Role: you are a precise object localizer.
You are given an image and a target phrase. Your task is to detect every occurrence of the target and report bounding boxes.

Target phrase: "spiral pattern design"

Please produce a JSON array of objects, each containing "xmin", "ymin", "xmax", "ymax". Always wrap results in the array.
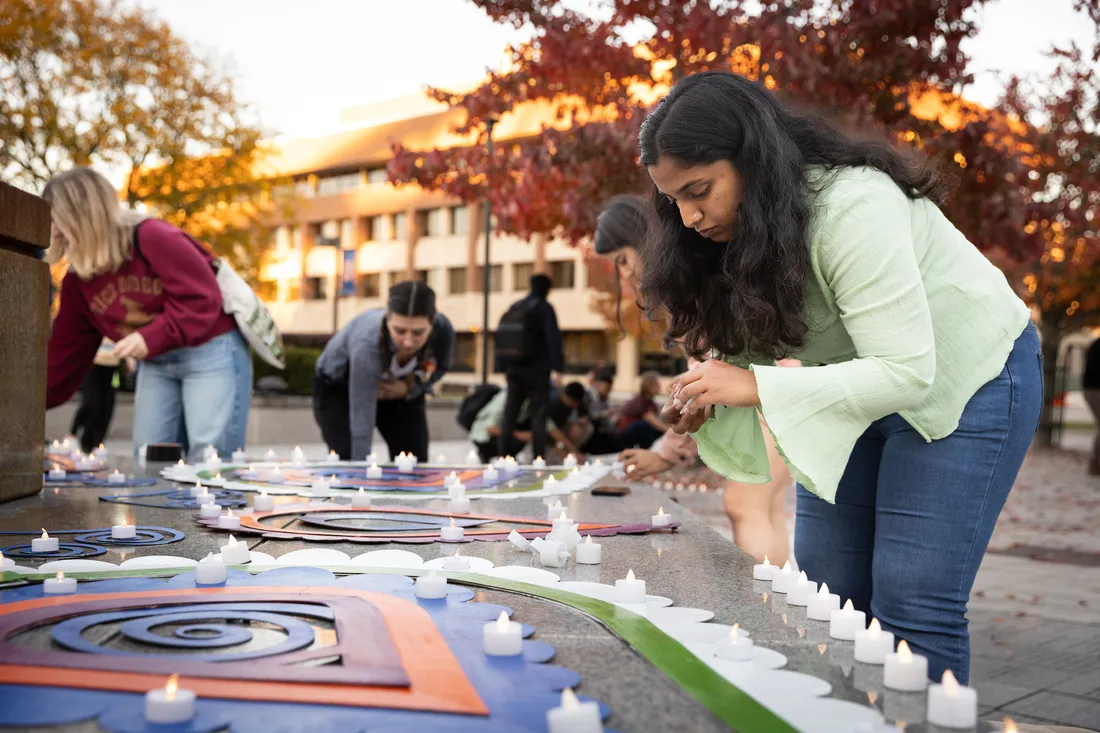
[{"xmin": 51, "ymin": 602, "xmax": 331, "ymax": 662}]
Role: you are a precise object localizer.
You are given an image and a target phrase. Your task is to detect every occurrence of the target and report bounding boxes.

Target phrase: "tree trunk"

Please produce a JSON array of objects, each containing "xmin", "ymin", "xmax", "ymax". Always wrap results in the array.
[{"xmin": 1035, "ymin": 317, "xmax": 1062, "ymax": 448}]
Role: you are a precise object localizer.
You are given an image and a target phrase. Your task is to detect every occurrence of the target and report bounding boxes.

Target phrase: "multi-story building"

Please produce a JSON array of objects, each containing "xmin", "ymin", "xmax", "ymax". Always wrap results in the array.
[{"xmin": 257, "ymin": 92, "xmax": 677, "ymax": 393}]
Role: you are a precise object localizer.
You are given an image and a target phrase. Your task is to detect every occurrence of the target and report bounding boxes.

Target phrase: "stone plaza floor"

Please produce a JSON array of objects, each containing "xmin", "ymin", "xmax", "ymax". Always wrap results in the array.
[{"xmin": 91, "ymin": 430, "xmax": 1100, "ymax": 730}]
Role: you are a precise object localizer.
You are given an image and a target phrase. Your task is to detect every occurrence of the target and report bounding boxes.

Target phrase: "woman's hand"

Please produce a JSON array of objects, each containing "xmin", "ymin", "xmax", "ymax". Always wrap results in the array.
[
  {"xmin": 660, "ymin": 398, "xmax": 712, "ymax": 434},
  {"xmin": 113, "ymin": 332, "xmax": 149, "ymax": 360},
  {"xmin": 671, "ymin": 359, "xmax": 759, "ymax": 412},
  {"xmin": 619, "ymin": 448, "xmax": 673, "ymax": 479},
  {"xmin": 378, "ymin": 379, "xmax": 410, "ymax": 401}
]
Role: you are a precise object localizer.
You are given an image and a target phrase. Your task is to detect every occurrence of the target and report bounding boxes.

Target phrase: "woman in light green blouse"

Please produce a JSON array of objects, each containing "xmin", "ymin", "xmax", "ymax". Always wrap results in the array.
[{"xmin": 635, "ymin": 71, "xmax": 1041, "ymax": 684}]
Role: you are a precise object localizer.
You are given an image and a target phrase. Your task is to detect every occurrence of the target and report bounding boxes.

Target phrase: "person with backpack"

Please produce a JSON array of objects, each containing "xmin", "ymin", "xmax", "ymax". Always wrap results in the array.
[
  {"xmin": 313, "ymin": 281, "xmax": 454, "ymax": 462},
  {"xmin": 44, "ymin": 168, "xmax": 253, "ymax": 460},
  {"xmin": 495, "ymin": 273, "xmax": 564, "ymax": 460}
]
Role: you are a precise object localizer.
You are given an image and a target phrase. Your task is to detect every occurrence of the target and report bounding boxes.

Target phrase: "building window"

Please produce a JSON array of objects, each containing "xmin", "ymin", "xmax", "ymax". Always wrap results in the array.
[
  {"xmin": 512, "ymin": 262, "xmax": 533, "ymax": 291},
  {"xmin": 294, "ymin": 178, "xmax": 314, "ymax": 197},
  {"xmin": 474, "ymin": 264, "xmax": 503, "ymax": 293},
  {"xmin": 303, "ymin": 277, "xmax": 328, "ymax": 301},
  {"xmin": 415, "ymin": 269, "xmax": 430, "ymax": 284},
  {"xmin": 639, "ymin": 351, "xmax": 687, "ymax": 377},
  {"xmin": 562, "ymin": 331, "xmax": 611, "ymax": 374},
  {"xmin": 316, "ymin": 171, "xmax": 361, "ymax": 196},
  {"xmin": 356, "ymin": 273, "xmax": 381, "ymax": 298},
  {"xmin": 548, "ymin": 260, "xmax": 576, "ymax": 289},
  {"xmin": 425, "ymin": 208, "xmax": 445, "ymax": 237},
  {"xmin": 452, "ymin": 333, "xmax": 477, "ymax": 373},
  {"xmin": 366, "ymin": 167, "xmax": 388, "ymax": 184},
  {"xmin": 451, "ymin": 205, "xmax": 469, "ymax": 235},
  {"xmin": 367, "ymin": 215, "xmax": 385, "ymax": 241},
  {"xmin": 448, "ymin": 266, "xmax": 467, "ymax": 295},
  {"xmin": 392, "ymin": 212, "xmax": 408, "ymax": 240},
  {"xmin": 255, "ymin": 280, "xmax": 277, "ymax": 302}
]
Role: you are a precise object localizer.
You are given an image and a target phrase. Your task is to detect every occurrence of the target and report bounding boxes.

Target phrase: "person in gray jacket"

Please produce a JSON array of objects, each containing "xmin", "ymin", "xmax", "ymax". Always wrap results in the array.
[{"xmin": 312, "ymin": 280, "xmax": 454, "ymax": 461}]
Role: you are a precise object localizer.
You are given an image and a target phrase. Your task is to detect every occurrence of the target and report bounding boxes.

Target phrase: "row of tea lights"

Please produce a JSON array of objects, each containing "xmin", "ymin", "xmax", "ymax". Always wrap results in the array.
[{"xmin": 752, "ymin": 557, "xmax": 977, "ymax": 728}]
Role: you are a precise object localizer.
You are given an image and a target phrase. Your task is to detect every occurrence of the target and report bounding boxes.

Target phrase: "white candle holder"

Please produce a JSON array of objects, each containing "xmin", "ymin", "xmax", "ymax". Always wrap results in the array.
[
  {"xmin": 219, "ymin": 535, "xmax": 251, "ymax": 565},
  {"xmin": 442, "ymin": 551, "xmax": 471, "ymax": 572},
  {"xmin": 806, "ymin": 583, "xmax": 841, "ymax": 621},
  {"xmin": 926, "ymin": 670, "xmax": 977, "ymax": 729},
  {"xmin": 539, "ymin": 540, "xmax": 569, "ymax": 568},
  {"xmin": 439, "ymin": 519, "xmax": 464, "ymax": 542},
  {"xmin": 752, "ymin": 556, "xmax": 776, "ymax": 581},
  {"xmin": 883, "ymin": 640, "xmax": 929, "ymax": 691},
  {"xmin": 43, "ymin": 571, "xmax": 77, "ymax": 594},
  {"xmin": 614, "ymin": 569, "xmax": 646, "ymax": 604},
  {"xmin": 853, "ymin": 618, "xmax": 895, "ymax": 664},
  {"xmin": 31, "ymin": 532, "xmax": 59, "ymax": 553},
  {"xmin": 144, "ymin": 674, "xmax": 196, "ymax": 725},
  {"xmin": 546, "ymin": 500, "xmax": 565, "ymax": 522},
  {"xmin": 111, "ymin": 524, "xmax": 136, "ymax": 540},
  {"xmin": 651, "ymin": 507, "xmax": 672, "ymax": 527},
  {"xmin": 366, "ymin": 463, "xmax": 383, "ymax": 479},
  {"xmin": 575, "ymin": 536, "xmax": 602, "ymax": 565},
  {"xmin": 546, "ymin": 688, "xmax": 602, "ymax": 733},
  {"xmin": 194, "ymin": 553, "xmax": 227, "ymax": 585},
  {"xmin": 414, "ymin": 570, "xmax": 447, "ymax": 599},
  {"xmin": 253, "ymin": 492, "xmax": 274, "ymax": 512},
  {"xmin": 785, "ymin": 571, "xmax": 818, "ymax": 607},
  {"xmin": 217, "ymin": 510, "xmax": 241, "ymax": 531},
  {"xmin": 829, "ymin": 599, "xmax": 867, "ymax": 641},
  {"xmin": 714, "ymin": 625, "xmax": 754, "ymax": 661},
  {"xmin": 107, "ymin": 470, "xmax": 126, "ymax": 485},
  {"xmin": 199, "ymin": 503, "xmax": 221, "ymax": 519},
  {"xmin": 770, "ymin": 562, "xmax": 797, "ymax": 593},
  {"xmin": 447, "ymin": 494, "xmax": 471, "ymax": 515},
  {"xmin": 508, "ymin": 530, "xmax": 531, "ymax": 551},
  {"xmin": 351, "ymin": 488, "xmax": 372, "ymax": 508},
  {"xmin": 483, "ymin": 611, "xmax": 523, "ymax": 656}
]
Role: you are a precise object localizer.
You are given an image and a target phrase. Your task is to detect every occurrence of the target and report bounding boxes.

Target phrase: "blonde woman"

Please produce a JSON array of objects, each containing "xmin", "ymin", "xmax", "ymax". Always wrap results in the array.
[
  {"xmin": 44, "ymin": 168, "xmax": 251, "ymax": 459},
  {"xmin": 595, "ymin": 194, "xmax": 793, "ymax": 565}
]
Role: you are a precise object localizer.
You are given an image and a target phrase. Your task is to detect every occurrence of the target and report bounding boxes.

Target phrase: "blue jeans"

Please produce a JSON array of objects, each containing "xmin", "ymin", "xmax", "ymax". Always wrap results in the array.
[
  {"xmin": 133, "ymin": 331, "xmax": 252, "ymax": 460},
  {"xmin": 795, "ymin": 322, "xmax": 1041, "ymax": 684}
]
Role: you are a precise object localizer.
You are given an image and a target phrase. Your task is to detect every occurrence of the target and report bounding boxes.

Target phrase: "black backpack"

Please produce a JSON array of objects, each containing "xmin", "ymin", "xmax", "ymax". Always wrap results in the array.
[
  {"xmin": 495, "ymin": 298, "xmax": 539, "ymax": 363},
  {"xmin": 457, "ymin": 383, "xmax": 501, "ymax": 431}
]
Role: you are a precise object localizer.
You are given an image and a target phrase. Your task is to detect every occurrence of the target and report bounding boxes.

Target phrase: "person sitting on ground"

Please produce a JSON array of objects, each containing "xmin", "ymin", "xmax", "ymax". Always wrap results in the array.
[
  {"xmin": 469, "ymin": 386, "xmax": 576, "ymax": 463},
  {"xmin": 580, "ymin": 366, "xmax": 623, "ymax": 455},
  {"xmin": 546, "ymin": 382, "xmax": 592, "ymax": 458},
  {"xmin": 616, "ymin": 371, "xmax": 668, "ymax": 449}
]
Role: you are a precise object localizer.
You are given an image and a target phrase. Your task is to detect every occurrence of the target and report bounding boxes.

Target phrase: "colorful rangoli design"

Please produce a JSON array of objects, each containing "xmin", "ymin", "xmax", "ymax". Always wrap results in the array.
[
  {"xmin": 194, "ymin": 503, "xmax": 680, "ymax": 544},
  {"xmin": 0, "ymin": 568, "xmax": 608, "ymax": 733}
]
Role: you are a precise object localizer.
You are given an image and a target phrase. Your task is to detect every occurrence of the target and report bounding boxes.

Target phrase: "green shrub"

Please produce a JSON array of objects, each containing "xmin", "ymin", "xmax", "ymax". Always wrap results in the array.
[{"xmin": 252, "ymin": 346, "xmax": 321, "ymax": 395}]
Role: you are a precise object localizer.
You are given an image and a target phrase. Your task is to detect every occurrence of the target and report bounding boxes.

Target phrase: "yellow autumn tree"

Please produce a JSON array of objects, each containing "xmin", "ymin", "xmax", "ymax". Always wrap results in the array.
[{"xmin": 0, "ymin": 0, "xmax": 285, "ymax": 282}]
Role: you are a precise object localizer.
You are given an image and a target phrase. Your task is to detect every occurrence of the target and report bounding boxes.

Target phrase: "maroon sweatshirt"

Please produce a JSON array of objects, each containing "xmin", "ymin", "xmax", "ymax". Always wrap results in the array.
[{"xmin": 46, "ymin": 219, "xmax": 236, "ymax": 408}]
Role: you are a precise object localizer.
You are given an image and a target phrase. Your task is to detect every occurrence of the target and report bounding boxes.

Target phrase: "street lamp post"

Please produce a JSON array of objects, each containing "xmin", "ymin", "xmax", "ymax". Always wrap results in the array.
[{"xmin": 480, "ymin": 118, "xmax": 497, "ymax": 385}]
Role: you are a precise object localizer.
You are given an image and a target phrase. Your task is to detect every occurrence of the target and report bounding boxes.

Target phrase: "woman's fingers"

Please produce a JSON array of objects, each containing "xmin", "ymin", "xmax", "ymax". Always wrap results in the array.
[{"xmin": 673, "ymin": 378, "xmax": 708, "ymax": 404}]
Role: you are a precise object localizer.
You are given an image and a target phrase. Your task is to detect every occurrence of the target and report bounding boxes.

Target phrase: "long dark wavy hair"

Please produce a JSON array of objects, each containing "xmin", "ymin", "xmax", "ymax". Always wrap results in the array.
[{"xmin": 637, "ymin": 71, "xmax": 945, "ymax": 360}]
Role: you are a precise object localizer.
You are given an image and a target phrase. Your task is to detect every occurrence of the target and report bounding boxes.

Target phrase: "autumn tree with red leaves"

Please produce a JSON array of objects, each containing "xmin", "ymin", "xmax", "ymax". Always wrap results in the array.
[{"xmin": 389, "ymin": 0, "xmax": 1099, "ymax": 444}]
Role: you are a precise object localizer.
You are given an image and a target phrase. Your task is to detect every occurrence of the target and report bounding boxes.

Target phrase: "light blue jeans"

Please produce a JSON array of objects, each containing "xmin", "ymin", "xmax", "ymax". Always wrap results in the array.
[
  {"xmin": 796, "ymin": 322, "xmax": 1042, "ymax": 684},
  {"xmin": 133, "ymin": 331, "xmax": 252, "ymax": 460}
]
